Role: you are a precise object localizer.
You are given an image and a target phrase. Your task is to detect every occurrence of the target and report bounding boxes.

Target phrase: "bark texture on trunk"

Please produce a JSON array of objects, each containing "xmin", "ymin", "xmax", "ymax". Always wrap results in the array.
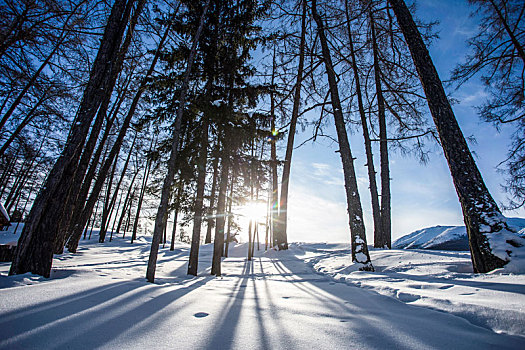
[
  {"xmin": 312, "ymin": 0, "xmax": 373, "ymax": 271},
  {"xmin": 389, "ymin": 0, "xmax": 509, "ymax": 272},
  {"xmin": 370, "ymin": 12, "xmax": 391, "ymax": 249}
]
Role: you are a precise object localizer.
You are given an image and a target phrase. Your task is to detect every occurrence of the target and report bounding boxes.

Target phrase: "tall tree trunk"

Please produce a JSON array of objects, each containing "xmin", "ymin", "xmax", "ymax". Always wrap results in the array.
[
  {"xmin": 188, "ymin": 121, "xmax": 209, "ymax": 276},
  {"xmin": 10, "ymin": 0, "xmax": 135, "ymax": 277},
  {"xmin": 146, "ymin": 0, "xmax": 210, "ymax": 283},
  {"xmin": 88, "ymin": 197, "xmax": 102, "ymax": 240},
  {"xmin": 205, "ymin": 144, "xmax": 220, "ymax": 244},
  {"xmin": 312, "ymin": 0, "xmax": 373, "ymax": 271},
  {"xmin": 265, "ymin": 192, "xmax": 270, "ymax": 250},
  {"xmin": 123, "ymin": 192, "xmax": 135, "ymax": 236},
  {"xmin": 170, "ymin": 182, "xmax": 183, "ymax": 251},
  {"xmin": 248, "ymin": 140, "xmax": 255, "ymax": 261},
  {"xmin": 131, "ymin": 137, "xmax": 154, "ymax": 243},
  {"xmin": 270, "ymin": 47, "xmax": 279, "ymax": 248},
  {"xmin": 211, "ymin": 145, "xmax": 229, "ymax": 276},
  {"xmin": 370, "ymin": 11, "xmax": 391, "ymax": 249},
  {"xmin": 98, "ymin": 156, "xmax": 118, "ymax": 243},
  {"xmin": 224, "ymin": 173, "xmax": 234, "ymax": 258},
  {"xmin": 388, "ymin": 0, "xmax": 512, "ymax": 272},
  {"xmin": 275, "ymin": 0, "xmax": 307, "ymax": 250},
  {"xmin": 345, "ymin": 1, "xmax": 382, "ymax": 247},
  {"xmin": 109, "ymin": 187, "xmax": 124, "ymax": 241}
]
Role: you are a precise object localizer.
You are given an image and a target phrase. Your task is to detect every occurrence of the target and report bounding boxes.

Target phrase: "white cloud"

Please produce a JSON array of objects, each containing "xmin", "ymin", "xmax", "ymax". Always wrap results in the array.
[{"xmin": 459, "ymin": 89, "xmax": 488, "ymax": 107}]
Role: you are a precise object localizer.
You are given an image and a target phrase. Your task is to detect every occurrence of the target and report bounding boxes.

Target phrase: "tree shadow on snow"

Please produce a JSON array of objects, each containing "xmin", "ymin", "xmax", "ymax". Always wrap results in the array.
[
  {"xmin": 273, "ymin": 251, "xmax": 525, "ymax": 349},
  {"xmin": 0, "ymin": 275, "xmax": 214, "ymax": 349}
]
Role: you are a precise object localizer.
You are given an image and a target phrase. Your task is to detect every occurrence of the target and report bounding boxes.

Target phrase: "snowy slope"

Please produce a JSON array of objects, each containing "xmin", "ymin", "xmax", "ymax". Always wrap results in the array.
[
  {"xmin": 0, "ymin": 234, "xmax": 524, "ymax": 349},
  {"xmin": 301, "ymin": 243, "xmax": 525, "ymax": 336},
  {"xmin": 393, "ymin": 217, "xmax": 525, "ymax": 250}
]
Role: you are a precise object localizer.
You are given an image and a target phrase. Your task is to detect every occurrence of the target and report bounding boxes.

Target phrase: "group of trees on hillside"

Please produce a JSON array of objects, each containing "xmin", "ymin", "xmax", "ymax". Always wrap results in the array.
[{"xmin": 0, "ymin": 0, "xmax": 523, "ymax": 280}]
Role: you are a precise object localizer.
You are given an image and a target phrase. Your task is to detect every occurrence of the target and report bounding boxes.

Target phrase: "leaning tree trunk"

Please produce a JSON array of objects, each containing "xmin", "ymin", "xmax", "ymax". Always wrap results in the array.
[
  {"xmin": 345, "ymin": 1, "xmax": 382, "ymax": 247},
  {"xmin": 388, "ymin": 0, "xmax": 512, "ymax": 272},
  {"xmin": 370, "ymin": 11, "xmax": 391, "ymax": 249},
  {"xmin": 275, "ymin": 0, "xmax": 307, "ymax": 250},
  {"xmin": 146, "ymin": 0, "xmax": 210, "ymax": 283},
  {"xmin": 56, "ymin": 0, "xmax": 145, "ymax": 253},
  {"xmin": 312, "ymin": 0, "xmax": 373, "ymax": 271},
  {"xmin": 10, "ymin": 0, "xmax": 134, "ymax": 277},
  {"xmin": 66, "ymin": 19, "xmax": 172, "ymax": 253}
]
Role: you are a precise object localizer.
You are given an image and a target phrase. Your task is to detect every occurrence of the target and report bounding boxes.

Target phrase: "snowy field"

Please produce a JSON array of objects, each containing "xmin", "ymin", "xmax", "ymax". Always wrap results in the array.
[{"xmin": 0, "ymin": 233, "xmax": 524, "ymax": 349}]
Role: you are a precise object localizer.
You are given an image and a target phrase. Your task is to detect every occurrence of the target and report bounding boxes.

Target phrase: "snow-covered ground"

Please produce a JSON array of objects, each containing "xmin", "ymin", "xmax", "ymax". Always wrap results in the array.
[
  {"xmin": 301, "ymin": 243, "xmax": 525, "ymax": 336},
  {"xmin": 0, "ymin": 233, "xmax": 524, "ymax": 349}
]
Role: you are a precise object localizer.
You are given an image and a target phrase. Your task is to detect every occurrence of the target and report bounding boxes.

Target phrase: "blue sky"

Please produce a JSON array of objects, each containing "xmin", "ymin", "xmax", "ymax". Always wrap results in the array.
[{"xmin": 284, "ymin": 0, "xmax": 524, "ymax": 243}]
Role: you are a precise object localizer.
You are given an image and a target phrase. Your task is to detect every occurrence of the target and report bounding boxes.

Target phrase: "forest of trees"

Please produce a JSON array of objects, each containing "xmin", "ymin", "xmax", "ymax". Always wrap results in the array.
[{"xmin": 0, "ymin": 0, "xmax": 523, "ymax": 280}]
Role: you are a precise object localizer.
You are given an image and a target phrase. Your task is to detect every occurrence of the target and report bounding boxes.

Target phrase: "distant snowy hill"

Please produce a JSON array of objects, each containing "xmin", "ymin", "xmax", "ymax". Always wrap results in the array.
[{"xmin": 393, "ymin": 217, "xmax": 525, "ymax": 251}]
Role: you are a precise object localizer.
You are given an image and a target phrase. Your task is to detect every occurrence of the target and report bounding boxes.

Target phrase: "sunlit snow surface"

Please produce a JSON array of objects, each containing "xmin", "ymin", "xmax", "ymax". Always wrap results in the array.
[{"xmin": 0, "ymin": 234, "xmax": 524, "ymax": 349}]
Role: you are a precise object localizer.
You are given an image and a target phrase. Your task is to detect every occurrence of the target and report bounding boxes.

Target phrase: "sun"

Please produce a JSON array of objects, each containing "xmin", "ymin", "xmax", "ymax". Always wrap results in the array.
[{"xmin": 240, "ymin": 201, "xmax": 268, "ymax": 222}]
